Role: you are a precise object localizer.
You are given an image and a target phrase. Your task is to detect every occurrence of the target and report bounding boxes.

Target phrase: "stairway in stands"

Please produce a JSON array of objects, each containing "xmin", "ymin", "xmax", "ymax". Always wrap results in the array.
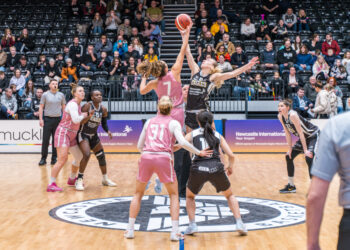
[{"xmin": 161, "ymin": 3, "xmax": 196, "ymax": 79}]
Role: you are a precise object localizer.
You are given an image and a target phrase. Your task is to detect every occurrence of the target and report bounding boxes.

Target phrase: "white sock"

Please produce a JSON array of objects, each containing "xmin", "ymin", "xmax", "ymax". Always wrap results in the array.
[
  {"xmin": 288, "ymin": 177, "xmax": 294, "ymax": 186},
  {"xmin": 102, "ymin": 174, "xmax": 108, "ymax": 181},
  {"xmin": 50, "ymin": 177, "xmax": 56, "ymax": 185},
  {"xmin": 172, "ymin": 220, "xmax": 179, "ymax": 233},
  {"xmin": 236, "ymin": 217, "xmax": 242, "ymax": 224},
  {"xmin": 70, "ymin": 173, "xmax": 76, "ymax": 179},
  {"xmin": 189, "ymin": 220, "xmax": 196, "ymax": 226},
  {"xmin": 127, "ymin": 218, "xmax": 136, "ymax": 231}
]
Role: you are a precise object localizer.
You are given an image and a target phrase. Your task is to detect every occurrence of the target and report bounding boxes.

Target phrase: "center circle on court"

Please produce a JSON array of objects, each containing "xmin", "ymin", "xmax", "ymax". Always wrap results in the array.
[{"xmin": 49, "ymin": 195, "xmax": 305, "ymax": 232}]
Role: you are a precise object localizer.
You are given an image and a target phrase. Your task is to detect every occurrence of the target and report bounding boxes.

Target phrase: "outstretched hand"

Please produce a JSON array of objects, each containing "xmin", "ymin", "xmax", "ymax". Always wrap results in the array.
[
  {"xmin": 248, "ymin": 57, "xmax": 259, "ymax": 67},
  {"xmin": 180, "ymin": 21, "xmax": 193, "ymax": 41}
]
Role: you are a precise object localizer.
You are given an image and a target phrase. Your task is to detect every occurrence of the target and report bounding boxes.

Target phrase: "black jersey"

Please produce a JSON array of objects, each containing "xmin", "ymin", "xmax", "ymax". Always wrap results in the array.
[
  {"xmin": 79, "ymin": 102, "xmax": 103, "ymax": 135},
  {"xmin": 192, "ymin": 128, "xmax": 221, "ymax": 164},
  {"xmin": 281, "ymin": 110, "xmax": 319, "ymax": 138},
  {"xmin": 186, "ymin": 71, "xmax": 216, "ymax": 111}
]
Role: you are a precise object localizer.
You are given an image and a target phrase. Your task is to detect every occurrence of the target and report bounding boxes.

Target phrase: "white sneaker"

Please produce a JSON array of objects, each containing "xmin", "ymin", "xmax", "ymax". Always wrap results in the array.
[
  {"xmin": 236, "ymin": 220, "xmax": 248, "ymax": 236},
  {"xmin": 102, "ymin": 178, "xmax": 116, "ymax": 187},
  {"xmin": 184, "ymin": 223, "xmax": 198, "ymax": 235},
  {"xmin": 124, "ymin": 229, "xmax": 134, "ymax": 239},
  {"xmin": 75, "ymin": 178, "xmax": 84, "ymax": 191},
  {"xmin": 154, "ymin": 178, "xmax": 163, "ymax": 194},
  {"xmin": 170, "ymin": 231, "xmax": 180, "ymax": 241}
]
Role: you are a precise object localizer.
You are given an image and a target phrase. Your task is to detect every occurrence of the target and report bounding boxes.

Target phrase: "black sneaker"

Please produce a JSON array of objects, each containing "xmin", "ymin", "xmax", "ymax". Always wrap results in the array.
[
  {"xmin": 51, "ymin": 158, "xmax": 57, "ymax": 165},
  {"xmin": 279, "ymin": 184, "xmax": 296, "ymax": 193},
  {"xmin": 38, "ymin": 158, "xmax": 47, "ymax": 166}
]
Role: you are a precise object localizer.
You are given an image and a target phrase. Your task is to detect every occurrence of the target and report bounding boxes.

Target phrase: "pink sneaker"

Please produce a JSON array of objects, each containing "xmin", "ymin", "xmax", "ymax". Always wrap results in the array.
[
  {"xmin": 67, "ymin": 177, "xmax": 77, "ymax": 186},
  {"xmin": 47, "ymin": 183, "xmax": 63, "ymax": 192}
]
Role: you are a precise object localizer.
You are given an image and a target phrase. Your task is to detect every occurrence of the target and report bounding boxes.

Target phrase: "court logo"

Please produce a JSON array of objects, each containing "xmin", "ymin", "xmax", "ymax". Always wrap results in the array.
[{"xmin": 49, "ymin": 196, "xmax": 305, "ymax": 232}]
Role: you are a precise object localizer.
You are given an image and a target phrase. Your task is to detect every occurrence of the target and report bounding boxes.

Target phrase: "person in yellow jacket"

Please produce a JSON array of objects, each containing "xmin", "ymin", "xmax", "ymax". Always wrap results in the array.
[
  {"xmin": 61, "ymin": 58, "xmax": 78, "ymax": 83},
  {"xmin": 210, "ymin": 17, "xmax": 228, "ymax": 36},
  {"xmin": 143, "ymin": 48, "xmax": 158, "ymax": 63}
]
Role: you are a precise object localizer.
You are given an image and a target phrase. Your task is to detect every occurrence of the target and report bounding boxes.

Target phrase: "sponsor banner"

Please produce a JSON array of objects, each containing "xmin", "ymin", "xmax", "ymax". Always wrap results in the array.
[{"xmin": 226, "ymin": 119, "xmax": 327, "ymax": 153}]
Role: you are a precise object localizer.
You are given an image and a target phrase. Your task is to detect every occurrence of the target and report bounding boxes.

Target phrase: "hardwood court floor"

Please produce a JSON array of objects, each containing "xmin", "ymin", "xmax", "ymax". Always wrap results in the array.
[{"xmin": 0, "ymin": 154, "xmax": 341, "ymax": 250}]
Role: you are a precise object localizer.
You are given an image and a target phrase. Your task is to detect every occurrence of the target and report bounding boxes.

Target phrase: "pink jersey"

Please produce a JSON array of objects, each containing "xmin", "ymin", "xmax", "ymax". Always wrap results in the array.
[
  {"xmin": 156, "ymin": 71, "xmax": 184, "ymax": 107},
  {"xmin": 143, "ymin": 115, "xmax": 175, "ymax": 154},
  {"xmin": 58, "ymin": 99, "xmax": 82, "ymax": 132}
]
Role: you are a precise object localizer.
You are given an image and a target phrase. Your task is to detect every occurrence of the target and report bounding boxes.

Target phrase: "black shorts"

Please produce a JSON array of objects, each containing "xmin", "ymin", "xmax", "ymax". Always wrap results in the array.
[
  {"xmin": 187, "ymin": 161, "xmax": 231, "ymax": 195},
  {"xmin": 292, "ymin": 132, "xmax": 319, "ymax": 154},
  {"xmin": 185, "ymin": 112, "xmax": 199, "ymax": 130},
  {"xmin": 77, "ymin": 132, "xmax": 101, "ymax": 149}
]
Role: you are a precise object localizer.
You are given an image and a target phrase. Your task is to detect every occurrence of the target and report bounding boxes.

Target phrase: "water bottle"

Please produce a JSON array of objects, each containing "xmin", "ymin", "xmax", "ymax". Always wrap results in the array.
[{"xmin": 179, "ymin": 232, "xmax": 184, "ymax": 250}]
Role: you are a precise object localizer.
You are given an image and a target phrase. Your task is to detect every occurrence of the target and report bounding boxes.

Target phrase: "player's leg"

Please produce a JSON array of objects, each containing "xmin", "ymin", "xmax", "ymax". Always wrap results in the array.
[
  {"xmin": 68, "ymin": 145, "xmax": 83, "ymax": 189},
  {"xmin": 92, "ymin": 141, "xmax": 116, "ymax": 186},
  {"xmin": 47, "ymin": 146, "xmax": 69, "ymax": 192},
  {"xmin": 164, "ymin": 180, "xmax": 181, "ymax": 241},
  {"xmin": 280, "ymin": 144, "xmax": 301, "ymax": 193}
]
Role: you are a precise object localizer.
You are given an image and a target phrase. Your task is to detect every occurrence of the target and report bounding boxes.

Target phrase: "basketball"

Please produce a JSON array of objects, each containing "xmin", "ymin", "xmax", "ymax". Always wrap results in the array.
[{"xmin": 175, "ymin": 13, "xmax": 191, "ymax": 31}]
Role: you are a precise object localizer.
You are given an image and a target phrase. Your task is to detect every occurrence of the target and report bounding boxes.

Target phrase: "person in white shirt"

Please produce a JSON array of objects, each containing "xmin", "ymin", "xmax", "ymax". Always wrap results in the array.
[{"xmin": 241, "ymin": 18, "xmax": 256, "ymax": 40}]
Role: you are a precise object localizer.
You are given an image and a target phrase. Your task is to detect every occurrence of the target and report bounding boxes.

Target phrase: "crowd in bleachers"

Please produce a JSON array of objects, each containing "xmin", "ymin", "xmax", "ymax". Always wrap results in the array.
[
  {"xmin": 0, "ymin": 0, "xmax": 165, "ymax": 119},
  {"xmin": 194, "ymin": 0, "xmax": 350, "ymax": 117}
]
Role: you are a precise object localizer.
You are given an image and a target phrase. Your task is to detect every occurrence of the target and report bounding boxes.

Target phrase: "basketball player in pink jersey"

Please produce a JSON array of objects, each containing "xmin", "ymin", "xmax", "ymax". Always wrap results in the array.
[
  {"xmin": 47, "ymin": 85, "xmax": 94, "ymax": 192},
  {"xmin": 124, "ymin": 96, "xmax": 212, "ymax": 241},
  {"xmin": 137, "ymin": 22, "xmax": 192, "ymax": 127}
]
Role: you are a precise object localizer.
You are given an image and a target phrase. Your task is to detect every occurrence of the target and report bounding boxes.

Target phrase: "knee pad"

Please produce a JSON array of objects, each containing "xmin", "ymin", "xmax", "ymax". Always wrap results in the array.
[
  {"xmin": 95, "ymin": 149, "xmax": 106, "ymax": 166},
  {"xmin": 70, "ymin": 145, "xmax": 83, "ymax": 166}
]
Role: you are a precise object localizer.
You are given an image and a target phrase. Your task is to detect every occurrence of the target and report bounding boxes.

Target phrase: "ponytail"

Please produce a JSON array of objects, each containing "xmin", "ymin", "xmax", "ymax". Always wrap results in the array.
[{"xmin": 197, "ymin": 110, "xmax": 219, "ymax": 149}]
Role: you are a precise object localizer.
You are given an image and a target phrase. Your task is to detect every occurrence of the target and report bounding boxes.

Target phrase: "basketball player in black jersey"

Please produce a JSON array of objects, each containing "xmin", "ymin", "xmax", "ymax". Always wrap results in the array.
[
  {"xmin": 75, "ymin": 90, "xmax": 116, "ymax": 190},
  {"xmin": 184, "ymin": 43, "xmax": 259, "ymax": 132},
  {"xmin": 278, "ymin": 99, "xmax": 320, "ymax": 193},
  {"xmin": 183, "ymin": 110, "xmax": 247, "ymax": 236}
]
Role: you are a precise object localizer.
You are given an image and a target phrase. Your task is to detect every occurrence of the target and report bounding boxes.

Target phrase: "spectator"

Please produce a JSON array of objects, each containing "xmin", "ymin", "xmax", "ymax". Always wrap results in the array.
[
  {"xmin": 271, "ymin": 19, "xmax": 288, "ymax": 40},
  {"xmin": 1, "ymin": 28, "xmax": 15, "ymax": 51},
  {"xmin": 143, "ymin": 47, "xmax": 158, "ymax": 62},
  {"xmin": 296, "ymin": 45, "xmax": 313, "ymax": 71},
  {"xmin": 209, "ymin": 0, "xmax": 221, "ymax": 21},
  {"xmin": 132, "ymin": 11, "xmax": 144, "ymax": 29},
  {"xmin": 69, "ymin": 0, "xmax": 81, "ymax": 18},
  {"xmin": 26, "ymin": 87, "xmax": 43, "ymax": 120},
  {"xmin": 277, "ymin": 39, "xmax": 297, "ymax": 72},
  {"xmin": 304, "ymin": 76, "xmax": 318, "ymax": 104},
  {"xmin": 109, "ymin": 57, "xmax": 123, "ymax": 80},
  {"xmin": 80, "ymin": 45, "xmax": 97, "ymax": 73},
  {"xmin": 216, "ymin": 33, "xmax": 235, "ymax": 57},
  {"xmin": 22, "ymin": 79, "xmax": 35, "ymax": 109},
  {"xmin": 61, "ymin": 58, "xmax": 78, "ymax": 83},
  {"xmin": 231, "ymin": 45, "xmax": 247, "ymax": 69},
  {"xmin": 118, "ymin": 18, "xmax": 132, "ymax": 37},
  {"xmin": 211, "ymin": 17, "xmax": 228, "ymax": 36},
  {"xmin": 141, "ymin": 20, "xmax": 156, "ymax": 41},
  {"xmin": 330, "ymin": 59, "xmax": 347, "ymax": 81},
  {"xmin": 194, "ymin": 1, "xmax": 206, "ymax": 19},
  {"xmin": 62, "ymin": 45, "xmax": 70, "ymax": 61},
  {"xmin": 256, "ymin": 21, "xmax": 271, "ymax": 41},
  {"xmin": 135, "ymin": 3, "xmax": 146, "ymax": 18},
  {"xmin": 45, "ymin": 59, "xmax": 61, "ymax": 84},
  {"xmin": 92, "ymin": 12, "xmax": 104, "ymax": 34},
  {"xmin": 313, "ymin": 55, "xmax": 330, "ymax": 80},
  {"xmin": 146, "ymin": 0, "xmax": 165, "ymax": 35},
  {"xmin": 260, "ymin": 42, "xmax": 278, "ymax": 70},
  {"xmin": 122, "ymin": 66, "xmax": 140, "ymax": 100},
  {"xmin": 6, "ymin": 46, "xmax": 20, "ymax": 72},
  {"xmin": 105, "ymin": 10, "xmax": 122, "ymax": 33},
  {"xmin": 233, "ymin": 69, "xmax": 255, "ymax": 99},
  {"xmin": 240, "ymin": 18, "xmax": 255, "ymax": 40},
  {"xmin": 0, "ymin": 45, "xmax": 6, "ymax": 72},
  {"xmin": 123, "ymin": 56, "xmax": 137, "ymax": 75},
  {"xmin": 297, "ymin": 9, "xmax": 309, "ymax": 31},
  {"xmin": 109, "ymin": 50, "xmax": 121, "ymax": 62},
  {"xmin": 325, "ymin": 84, "xmax": 338, "ymax": 117},
  {"xmin": 15, "ymin": 28, "xmax": 34, "ymax": 53},
  {"xmin": 292, "ymin": 35, "xmax": 302, "ymax": 54},
  {"xmin": 95, "ymin": 0, "xmax": 107, "ymax": 16},
  {"xmin": 282, "ymin": 8, "xmax": 297, "ymax": 31},
  {"xmin": 10, "ymin": 69, "xmax": 26, "ymax": 96},
  {"xmin": 322, "ymin": 33, "xmax": 340, "ymax": 56},
  {"xmin": 55, "ymin": 53, "xmax": 65, "ymax": 72},
  {"xmin": 0, "ymin": 71, "xmax": 7, "ymax": 94},
  {"xmin": 251, "ymin": 73, "xmax": 271, "ymax": 94},
  {"xmin": 308, "ymin": 34, "xmax": 322, "ymax": 56},
  {"xmin": 107, "ymin": 0, "xmax": 122, "ymax": 14},
  {"xmin": 96, "ymin": 51, "xmax": 110, "ymax": 71},
  {"xmin": 214, "ymin": 25, "xmax": 226, "ymax": 45},
  {"xmin": 198, "ymin": 31, "xmax": 215, "ymax": 61},
  {"xmin": 262, "ymin": 0, "xmax": 280, "ymax": 15},
  {"xmin": 270, "ymin": 71, "xmax": 284, "ymax": 97},
  {"xmin": 328, "ymin": 77, "xmax": 344, "ymax": 113},
  {"xmin": 130, "ymin": 27, "xmax": 145, "ymax": 45},
  {"xmin": 0, "ymin": 88, "xmax": 17, "ymax": 119},
  {"xmin": 216, "ymin": 9, "xmax": 229, "ymax": 24},
  {"xmin": 195, "ymin": 10, "xmax": 212, "ymax": 36},
  {"xmin": 18, "ymin": 56, "xmax": 31, "ymax": 79},
  {"xmin": 342, "ymin": 51, "xmax": 350, "ymax": 67},
  {"xmin": 132, "ymin": 38, "xmax": 144, "ymax": 56},
  {"xmin": 215, "ymin": 45, "xmax": 230, "ymax": 62},
  {"xmin": 94, "ymin": 34, "xmax": 113, "ymax": 57},
  {"xmin": 124, "ymin": 45, "xmax": 141, "ymax": 62},
  {"xmin": 198, "ymin": 44, "xmax": 215, "ymax": 65},
  {"xmin": 36, "ymin": 54, "xmax": 47, "ymax": 73},
  {"xmin": 325, "ymin": 48, "xmax": 337, "ymax": 67},
  {"xmin": 113, "ymin": 37, "xmax": 126, "ymax": 58},
  {"xmin": 82, "ymin": 1, "xmax": 94, "ymax": 18},
  {"xmin": 196, "ymin": 24, "xmax": 209, "ymax": 43},
  {"xmin": 69, "ymin": 36, "xmax": 84, "ymax": 64},
  {"xmin": 284, "ymin": 67, "xmax": 300, "ymax": 97},
  {"xmin": 292, "ymin": 88, "xmax": 313, "ymax": 118},
  {"xmin": 217, "ymin": 54, "xmax": 233, "ymax": 72},
  {"xmin": 123, "ymin": 0, "xmax": 137, "ymax": 19},
  {"xmin": 310, "ymin": 81, "xmax": 331, "ymax": 118}
]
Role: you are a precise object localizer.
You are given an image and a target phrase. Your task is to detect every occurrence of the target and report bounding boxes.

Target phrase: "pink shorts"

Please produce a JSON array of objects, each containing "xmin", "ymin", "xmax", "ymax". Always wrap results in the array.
[
  {"xmin": 170, "ymin": 107, "xmax": 184, "ymax": 127},
  {"xmin": 54, "ymin": 126, "xmax": 78, "ymax": 148},
  {"xmin": 137, "ymin": 153, "xmax": 176, "ymax": 184}
]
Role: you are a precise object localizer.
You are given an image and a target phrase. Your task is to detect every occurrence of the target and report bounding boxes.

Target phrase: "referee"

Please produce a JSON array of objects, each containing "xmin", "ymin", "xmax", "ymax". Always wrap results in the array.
[{"xmin": 38, "ymin": 80, "xmax": 66, "ymax": 166}]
